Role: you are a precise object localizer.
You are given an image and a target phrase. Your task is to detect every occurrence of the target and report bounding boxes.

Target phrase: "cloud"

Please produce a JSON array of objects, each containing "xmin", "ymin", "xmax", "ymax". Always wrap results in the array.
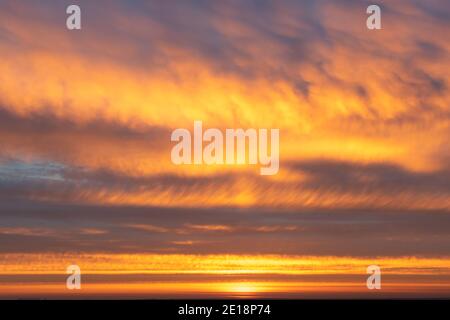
[
  {"xmin": 0, "ymin": 227, "xmax": 56, "ymax": 237},
  {"xmin": 126, "ymin": 224, "xmax": 169, "ymax": 233},
  {"xmin": 0, "ymin": 158, "xmax": 448, "ymax": 210},
  {"xmin": 288, "ymin": 160, "xmax": 450, "ymax": 195},
  {"xmin": 0, "ymin": 0, "xmax": 449, "ymax": 261},
  {"xmin": 1, "ymin": 200, "xmax": 450, "ymax": 256}
]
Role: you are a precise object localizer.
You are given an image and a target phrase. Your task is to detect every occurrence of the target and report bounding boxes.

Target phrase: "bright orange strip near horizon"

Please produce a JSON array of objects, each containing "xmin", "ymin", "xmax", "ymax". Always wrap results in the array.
[
  {"xmin": 1, "ymin": 254, "xmax": 450, "ymax": 297},
  {"xmin": 2, "ymin": 254, "xmax": 450, "ymax": 275},
  {"xmin": 3, "ymin": 282, "xmax": 450, "ymax": 299}
]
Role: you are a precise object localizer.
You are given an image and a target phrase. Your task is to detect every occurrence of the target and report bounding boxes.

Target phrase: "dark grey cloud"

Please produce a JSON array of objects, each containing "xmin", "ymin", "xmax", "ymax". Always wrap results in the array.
[
  {"xmin": 0, "ymin": 107, "xmax": 169, "ymax": 139},
  {"xmin": 1, "ymin": 200, "xmax": 449, "ymax": 256},
  {"xmin": 0, "ymin": 106, "xmax": 172, "ymax": 168},
  {"xmin": 288, "ymin": 160, "xmax": 450, "ymax": 195}
]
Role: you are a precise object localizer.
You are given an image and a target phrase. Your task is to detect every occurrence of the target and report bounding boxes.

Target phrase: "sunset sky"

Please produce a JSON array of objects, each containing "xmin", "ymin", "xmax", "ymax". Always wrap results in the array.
[{"xmin": 0, "ymin": 0, "xmax": 449, "ymax": 298}]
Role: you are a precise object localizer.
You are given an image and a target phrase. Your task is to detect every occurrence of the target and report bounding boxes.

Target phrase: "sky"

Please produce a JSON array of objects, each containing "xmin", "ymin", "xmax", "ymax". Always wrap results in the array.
[{"xmin": 0, "ymin": 0, "xmax": 449, "ymax": 298}]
